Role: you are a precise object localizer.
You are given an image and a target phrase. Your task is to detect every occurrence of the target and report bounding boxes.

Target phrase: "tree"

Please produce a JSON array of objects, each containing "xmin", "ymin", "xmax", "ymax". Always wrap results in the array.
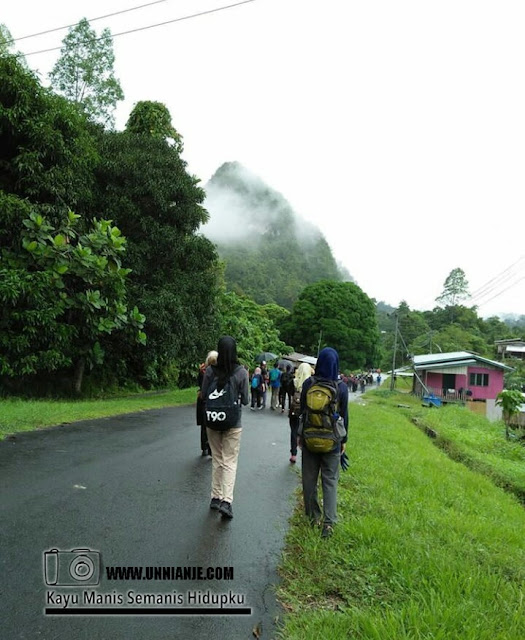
[
  {"xmin": 0, "ymin": 55, "xmax": 97, "ymax": 214},
  {"xmin": 92, "ymin": 122, "xmax": 221, "ymax": 387},
  {"xmin": 0, "ymin": 205, "xmax": 145, "ymax": 393},
  {"xmin": 126, "ymin": 101, "xmax": 183, "ymax": 152},
  {"xmin": 281, "ymin": 280, "xmax": 380, "ymax": 371},
  {"xmin": 0, "ymin": 24, "xmax": 14, "ymax": 55},
  {"xmin": 49, "ymin": 18, "xmax": 123, "ymax": 127},
  {"xmin": 436, "ymin": 268, "xmax": 470, "ymax": 307},
  {"xmin": 496, "ymin": 389, "xmax": 524, "ymax": 440},
  {"xmin": 411, "ymin": 324, "xmax": 490, "ymax": 357},
  {"xmin": 218, "ymin": 291, "xmax": 291, "ymax": 364},
  {"xmin": 379, "ymin": 301, "xmax": 431, "ymax": 370}
]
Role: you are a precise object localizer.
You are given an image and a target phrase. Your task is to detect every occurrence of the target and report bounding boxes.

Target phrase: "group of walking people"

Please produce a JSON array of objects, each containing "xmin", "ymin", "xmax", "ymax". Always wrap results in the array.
[
  {"xmin": 249, "ymin": 362, "xmax": 296, "ymax": 412},
  {"xmin": 196, "ymin": 336, "xmax": 349, "ymax": 538}
]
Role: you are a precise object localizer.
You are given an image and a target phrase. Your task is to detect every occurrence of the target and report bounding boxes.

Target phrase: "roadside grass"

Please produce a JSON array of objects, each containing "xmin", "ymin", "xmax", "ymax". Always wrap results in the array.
[
  {"xmin": 277, "ymin": 395, "xmax": 525, "ymax": 639},
  {"xmin": 382, "ymin": 375, "xmax": 412, "ymax": 392},
  {"xmin": 0, "ymin": 388, "xmax": 197, "ymax": 440},
  {"xmin": 377, "ymin": 390, "xmax": 525, "ymax": 504}
]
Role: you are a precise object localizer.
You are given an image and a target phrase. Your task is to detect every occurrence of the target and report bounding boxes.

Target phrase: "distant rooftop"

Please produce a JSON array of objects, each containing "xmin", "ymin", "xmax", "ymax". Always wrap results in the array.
[
  {"xmin": 282, "ymin": 352, "xmax": 317, "ymax": 366},
  {"xmin": 413, "ymin": 351, "xmax": 513, "ymax": 371}
]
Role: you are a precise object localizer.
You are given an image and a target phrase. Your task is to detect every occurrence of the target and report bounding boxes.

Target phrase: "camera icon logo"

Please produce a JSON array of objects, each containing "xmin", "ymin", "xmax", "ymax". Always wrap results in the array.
[{"xmin": 44, "ymin": 548, "xmax": 101, "ymax": 587}]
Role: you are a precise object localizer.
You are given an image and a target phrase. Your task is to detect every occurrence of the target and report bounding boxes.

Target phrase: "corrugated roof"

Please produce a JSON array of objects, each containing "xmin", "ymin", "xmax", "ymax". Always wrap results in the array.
[
  {"xmin": 416, "ymin": 360, "xmax": 475, "ymax": 371},
  {"xmin": 413, "ymin": 351, "xmax": 513, "ymax": 371}
]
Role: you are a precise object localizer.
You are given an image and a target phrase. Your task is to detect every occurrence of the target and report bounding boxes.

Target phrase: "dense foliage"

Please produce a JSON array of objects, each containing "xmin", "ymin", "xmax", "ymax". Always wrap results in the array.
[
  {"xmin": 126, "ymin": 101, "xmax": 183, "ymax": 151},
  {"xmin": 0, "ymin": 56, "xmax": 97, "ymax": 215},
  {"xmin": 281, "ymin": 280, "xmax": 380, "ymax": 371},
  {"xmin": 93, "ymin": 121, "xmax": 221, "ymax": 387},
  {"xmin": 0, "ymin": 206, "xmax": 145, "ymax": 392},
  {"xmin": 0, "ymin": 59, "xmax": 221, "ymax": 392},
  {"xmin": 218, "ymin": 291, "xmax": 291, "ymax": 364},
  {"xmin": 377, "ymin": 297, "xmax": 524, "ymax": 388},
  {"xmin": 204, "ymin": 162, "xmax": 349, "ymax": 309}
]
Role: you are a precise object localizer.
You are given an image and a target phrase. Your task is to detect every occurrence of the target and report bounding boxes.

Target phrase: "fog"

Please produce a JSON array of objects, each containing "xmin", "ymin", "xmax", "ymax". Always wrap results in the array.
[{"xmin": 202, "ymin": 162, "xmax": 327, "ymax": 248}]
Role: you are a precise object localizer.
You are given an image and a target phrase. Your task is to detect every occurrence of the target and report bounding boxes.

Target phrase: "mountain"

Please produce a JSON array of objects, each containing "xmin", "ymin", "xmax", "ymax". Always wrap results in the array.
[{"xmin": 202, "ymin": 162, "xmax": 353, "ymax": 309}]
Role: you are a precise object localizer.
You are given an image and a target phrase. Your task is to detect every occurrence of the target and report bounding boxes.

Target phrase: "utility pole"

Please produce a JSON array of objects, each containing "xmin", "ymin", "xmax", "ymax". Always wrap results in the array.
[{"xmin": 390, "ymin": 313, "xmax": 399, "ymax": 391}]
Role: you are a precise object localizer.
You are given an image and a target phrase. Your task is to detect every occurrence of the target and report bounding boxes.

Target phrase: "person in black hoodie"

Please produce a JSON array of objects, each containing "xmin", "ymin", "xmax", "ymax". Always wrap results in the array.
[
  {"xmin": 299, "ymin": 347, "xmax": 349, "ymax": 538},
  {"xmin": 200, "ymin": 336, "xmax": 249, "ymax": 519}
]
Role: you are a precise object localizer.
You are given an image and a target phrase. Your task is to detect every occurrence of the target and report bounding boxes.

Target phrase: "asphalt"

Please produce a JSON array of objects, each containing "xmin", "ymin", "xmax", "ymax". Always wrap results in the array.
[{"xmin": 0, "ymin": 402, "xmax": 301, "ymax": 640}]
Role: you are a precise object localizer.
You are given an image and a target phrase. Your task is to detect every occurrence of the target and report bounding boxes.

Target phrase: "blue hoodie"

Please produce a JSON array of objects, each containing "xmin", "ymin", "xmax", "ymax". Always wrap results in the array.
[{"xmin": 300, "ymin": 347, "xmax": 349, "ymax": 448}]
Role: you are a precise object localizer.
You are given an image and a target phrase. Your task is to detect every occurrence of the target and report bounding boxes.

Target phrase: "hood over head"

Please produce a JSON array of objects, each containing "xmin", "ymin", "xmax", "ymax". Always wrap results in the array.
[{"xmin": 315, "ymin": 347, "xmax": 339, "ymax": 381}]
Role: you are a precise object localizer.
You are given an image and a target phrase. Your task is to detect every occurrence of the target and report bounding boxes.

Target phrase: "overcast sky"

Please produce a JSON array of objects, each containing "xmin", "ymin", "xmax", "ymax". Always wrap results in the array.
[{"xmin": 4, "ymin": 0, "xmax": 524, "ymax": 318}]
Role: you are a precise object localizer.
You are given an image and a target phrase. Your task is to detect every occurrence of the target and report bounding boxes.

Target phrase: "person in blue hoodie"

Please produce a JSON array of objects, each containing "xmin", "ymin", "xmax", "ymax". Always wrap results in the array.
[{"xmin": 299, "ymin": 347, "xmax": 349, "ymax": 538}]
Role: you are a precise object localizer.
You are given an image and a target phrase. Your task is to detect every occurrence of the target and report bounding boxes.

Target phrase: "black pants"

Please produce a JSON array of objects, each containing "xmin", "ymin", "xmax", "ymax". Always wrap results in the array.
[
  {"xmin": 289, "ymin": 414, "xmax": 299, "ymax": 456},
  {"xmin": 279, "ymin": 389, "xmax": 292, "ymax": 410},
  {"xmin": 200, "ymin": 424, "xmax": 209, "ymax": 452},
  {"xmin": 251, "ymin": 388, "xmax": 262, "ymax": 408}
]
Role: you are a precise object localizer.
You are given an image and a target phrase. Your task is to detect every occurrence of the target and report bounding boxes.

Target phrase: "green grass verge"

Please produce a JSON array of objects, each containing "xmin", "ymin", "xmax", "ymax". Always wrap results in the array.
[
  {"xmin": 277, "ymin": 392, "xmax": 525, "ymax": 639},
  {"xmin": 0, "ymin": 387, "xmax": 197, "ymax": 440},
  {"xmin": 384, "ymin": 391, "xmax": 525, "ymax": 503}
]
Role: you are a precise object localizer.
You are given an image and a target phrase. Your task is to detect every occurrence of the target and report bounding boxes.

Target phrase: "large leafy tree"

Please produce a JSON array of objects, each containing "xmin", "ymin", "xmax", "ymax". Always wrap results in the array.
[
  {"xmin": 0, "ymin": 204, "xmax": 144, "ymax": 393},
  {"xmin": 92, "ymin": 110, "xmax": 221, "ymax": 386},
  {"xmin": 0, "ymin": 55, "xmax": 97, "ymax": 216},
  {"xmin": 218, "ymin": 291, "xmax": 291, "ymax": 364},
  {"xmin": 49, "ymin": 18, "xmax": 123, "ymax": 127},
  {"xmin": 0, "ymin": 56, "xmax": 145, "ymax": 393},
  {"xmin": 282, "ymin": 280, "xmax": 380, "ymax": 371}
]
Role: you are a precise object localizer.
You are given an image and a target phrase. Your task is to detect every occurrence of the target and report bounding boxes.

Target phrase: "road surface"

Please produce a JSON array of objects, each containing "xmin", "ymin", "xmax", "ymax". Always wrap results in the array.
[{"xmin": 1, "ymin": 403, "xmax": 301, "ymax": 639}]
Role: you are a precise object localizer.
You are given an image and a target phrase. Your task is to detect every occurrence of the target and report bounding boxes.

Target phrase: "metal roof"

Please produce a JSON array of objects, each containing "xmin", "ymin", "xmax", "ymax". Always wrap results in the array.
[
  {"xmin": 413, "ymin": 351, "xmax": 513, "ymax": 371},
  {"xmin": 282, "ymin": 352, "xmax": 317, "ymax": 366}
]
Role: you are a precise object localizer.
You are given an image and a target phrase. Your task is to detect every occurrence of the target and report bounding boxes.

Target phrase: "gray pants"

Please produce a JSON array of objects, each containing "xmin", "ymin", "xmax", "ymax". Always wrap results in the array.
[{"xmin": 301, "ymin": 447, "xmax": 340, "ymax": 526}]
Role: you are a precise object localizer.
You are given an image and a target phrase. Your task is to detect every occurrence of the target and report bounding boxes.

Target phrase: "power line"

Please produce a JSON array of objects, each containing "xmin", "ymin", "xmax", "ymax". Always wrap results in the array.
[
  {"xmin": 468, "ymin": 255, "xmax": 525, "ymax": 301},
  {"xmin": 17, "ymin": 0, "xmax": 257, "ymax": 59},
  {"xmin": 468, "ymin": 257, "xmax": 525, "ymax": 306},
  {"xmin": 474, "ymin": 276, "xmax": 525, "ymax": 309},
  {"xmin": 6, "ymin": 0, "xmax": 170, "ymax": 44}
]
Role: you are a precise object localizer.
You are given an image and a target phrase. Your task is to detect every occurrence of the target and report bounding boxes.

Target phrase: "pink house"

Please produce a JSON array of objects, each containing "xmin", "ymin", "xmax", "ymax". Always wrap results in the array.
[{"xmin": 412, "ymin": 351, "xmax": 513, "ymax": 421}]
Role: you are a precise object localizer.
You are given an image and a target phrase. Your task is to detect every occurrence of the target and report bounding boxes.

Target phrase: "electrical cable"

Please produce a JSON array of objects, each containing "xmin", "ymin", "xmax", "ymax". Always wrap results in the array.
[
  {"xmin": 17, "ymin": 0, "xmax": 257, "ymax": 59},
  {"xmin": 469, "ymin": 269, "xmax": 525, "ymax": 305},
  {"xmin": 5, "ymin": 0, "xmax": 170, "ymax": 44},
  {"xmin": 468, "ymin": 256, "xmax": 525, "ymax": 304},
  {"xmin": 474, "ymin": 276, "xmax": 525, "ymax": 309}
]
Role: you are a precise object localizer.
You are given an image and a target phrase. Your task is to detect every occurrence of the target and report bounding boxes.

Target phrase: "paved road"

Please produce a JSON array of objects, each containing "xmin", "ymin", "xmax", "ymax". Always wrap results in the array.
[{"xmin": 1, "ymin": 403, "xmax": 300, "ymax": 639}]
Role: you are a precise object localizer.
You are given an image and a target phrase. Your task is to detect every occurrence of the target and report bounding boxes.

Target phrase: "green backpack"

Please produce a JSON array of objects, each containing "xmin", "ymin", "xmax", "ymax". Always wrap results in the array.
[{"xmin": 302, "ymin": 378, "xmax": 345, "ymax": 453}]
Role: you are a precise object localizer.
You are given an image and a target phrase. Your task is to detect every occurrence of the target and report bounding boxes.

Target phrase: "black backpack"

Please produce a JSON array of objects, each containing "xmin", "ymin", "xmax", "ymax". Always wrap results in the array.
[
  {"xmin": 281, "ymin": 371, "xmax": 293, "ymax": 393},
  {"xmin": 205, "ymin": 367, "xmax": 241, "ymax": 430}
]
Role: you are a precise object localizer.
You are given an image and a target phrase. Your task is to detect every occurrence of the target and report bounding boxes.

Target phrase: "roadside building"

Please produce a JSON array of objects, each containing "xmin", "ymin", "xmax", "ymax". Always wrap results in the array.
[{"xmin": 412, "ymin": 351, "xmax": 513, "ymax": 421}]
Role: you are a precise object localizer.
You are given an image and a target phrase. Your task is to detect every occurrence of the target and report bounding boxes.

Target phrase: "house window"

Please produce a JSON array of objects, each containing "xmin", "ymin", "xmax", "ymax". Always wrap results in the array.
[{"xmin": 469, "ymin": 373, "xmax": 489, "ymax": 387}]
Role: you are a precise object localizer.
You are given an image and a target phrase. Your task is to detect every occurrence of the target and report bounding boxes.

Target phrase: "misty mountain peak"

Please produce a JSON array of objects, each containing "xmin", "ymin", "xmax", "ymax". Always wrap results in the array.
[{"xmin": 202, "ymin": 162, "xmax": 353, "ymax": 308}]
